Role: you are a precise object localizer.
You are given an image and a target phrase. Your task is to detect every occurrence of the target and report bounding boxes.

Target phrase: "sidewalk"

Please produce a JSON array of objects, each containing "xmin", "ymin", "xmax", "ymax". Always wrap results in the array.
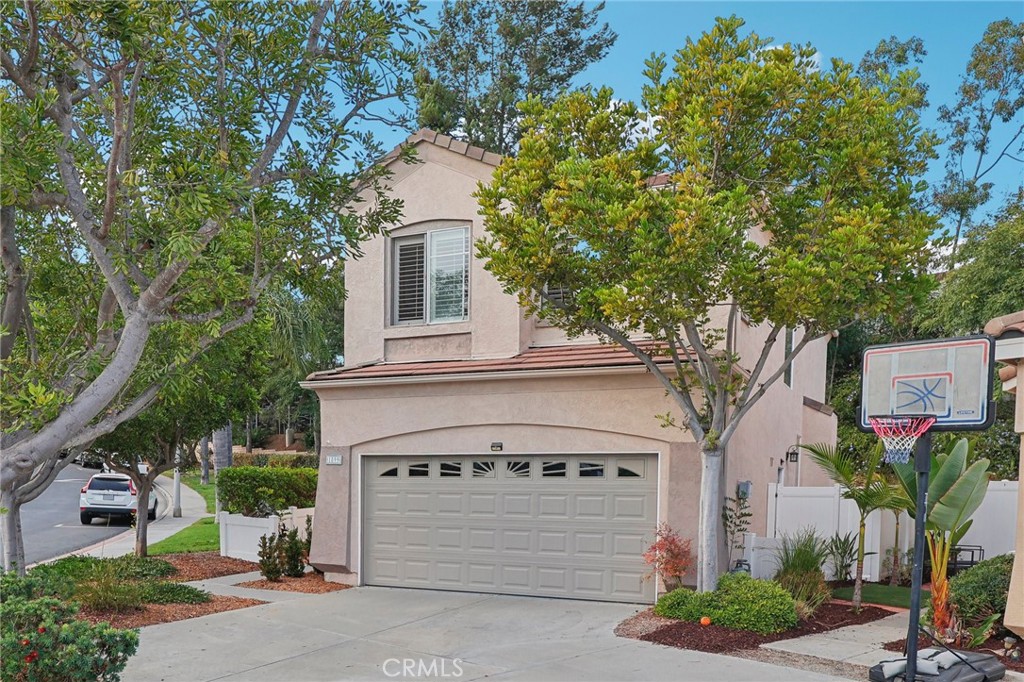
[
  {"xmin": 75, "ymin": 473, "xmax": 211, "ymax": 560},
  {"xmin": 763, "ymin": 611, "xmax": 1024, "ymax": 681}
]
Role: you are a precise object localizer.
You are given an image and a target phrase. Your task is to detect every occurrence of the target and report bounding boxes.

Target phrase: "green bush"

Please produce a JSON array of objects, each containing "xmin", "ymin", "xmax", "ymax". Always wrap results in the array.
[
  {"xmin": 140, "ymin": 582, "xmax": 211, "ymax": 605},
  {"xmin": 73, "ymin": 563, "xmax": 145, "ymax": 613},
  {"xmin": 232, "ymin": 453, "xmax": 319, "ymax": 468},
  {"xmin": 258, "ymin": 534, "xmax": 283, "ymax": 581},
  {"xmin": 775, "ymin": 529, "xmax": 828, "ymax": 575},
  {"xmin": 950, "ymin": 553, "xmax": 1014, "ymax": 627},
  {"xmin": 217, "ymin": 466, "xmax": 318, "ymax": 516},
  {"xmin": 1, "ymin": 578, "xmax": 138, "ymax": 682},
  {"xmin": 2, "ymin": 567, "xmax": 75, "ymax": 601},
  {"xmin": 776, "ymin": 570, "xmax": 831, "ymax": 620},
  {"xmin": 45, "ymin": 555, "xmax": 175, "ymax": 583},
  {"xmin": 280, "ymin": 526, "xmax": 306, "ymax": 578},
  {"xmin": 654, "ymin": 574, "xmax": 798, "ymax": 635}
]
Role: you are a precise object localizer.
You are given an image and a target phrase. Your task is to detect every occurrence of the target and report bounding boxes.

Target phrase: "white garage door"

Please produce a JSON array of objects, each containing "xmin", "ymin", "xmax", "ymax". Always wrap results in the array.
[{"xmin": 362, "ymin": 454, "xmax": 657, "ymax": 602}]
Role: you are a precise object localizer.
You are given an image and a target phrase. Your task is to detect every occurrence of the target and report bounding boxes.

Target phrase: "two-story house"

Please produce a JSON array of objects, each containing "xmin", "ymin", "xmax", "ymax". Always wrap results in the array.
[{"xmin": 301, "ymin": 129, "xmax": 837, "ymax": 603}]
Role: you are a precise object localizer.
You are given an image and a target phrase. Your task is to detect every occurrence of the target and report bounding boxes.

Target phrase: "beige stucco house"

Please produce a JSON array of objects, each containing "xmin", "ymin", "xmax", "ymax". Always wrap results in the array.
[{"xmin": 301, "ymin": 129, "xmax": 837, "ymax": 603}]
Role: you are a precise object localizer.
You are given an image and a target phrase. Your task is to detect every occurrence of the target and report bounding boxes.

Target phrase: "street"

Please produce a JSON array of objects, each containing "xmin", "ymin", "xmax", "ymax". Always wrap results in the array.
[{"xmin": 5, "ymin": 463, "xmax": 141, "ymax": 566}]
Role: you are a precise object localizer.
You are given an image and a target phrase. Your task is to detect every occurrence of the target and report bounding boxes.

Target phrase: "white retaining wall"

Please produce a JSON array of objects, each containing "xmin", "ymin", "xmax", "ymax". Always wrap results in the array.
[{"xmin": 219, "ymin": 506, "xmax": 314, "ymax": 563}]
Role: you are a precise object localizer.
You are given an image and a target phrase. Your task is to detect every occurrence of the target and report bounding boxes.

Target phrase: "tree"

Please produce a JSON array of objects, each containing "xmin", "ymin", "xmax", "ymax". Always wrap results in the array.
[
  {"xmin": 477, "ymin": 16, "xmax": 937, "ymax": 591},
  {"xmin": 0, "ymin": 1, "xmax": 424, "ymax": 572},
  {"xmin": 416, "ymin": 0, "xmax": 616, "ymax": 156},
  {"xmin": 922, "ymin": 196, "xmax": 1024, "ymax": 336},
  {"xmin": 92, "ymin": 329, "xmax": 267, "ymax": 556},
  {"xmin": 933, "ymin": 18, "xmax": 1024, "ymax": 266},
  {"xmin": 801, "ymin": 442, "xmax": 901, "ymax": 611},
  {"xmin": 892, "ymin": 439, "xmax": 990, "ymax": 637}
]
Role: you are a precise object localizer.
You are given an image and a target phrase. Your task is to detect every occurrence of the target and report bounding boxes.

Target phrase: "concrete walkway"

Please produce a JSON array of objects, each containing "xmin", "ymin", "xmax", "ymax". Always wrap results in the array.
[
  {"xmin": 121, "ymin": 587, "xmax": 851, "ymax": 682},
  {"xmin": 764, "ymin": 612, "xmax": 1024, "ymax": 682}
]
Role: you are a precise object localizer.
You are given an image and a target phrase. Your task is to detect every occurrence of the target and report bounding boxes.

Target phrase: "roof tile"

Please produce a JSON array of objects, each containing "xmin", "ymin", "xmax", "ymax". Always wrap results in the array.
[{"xmin": 307, "ymin": 342, "xmax": 673, "ymax": 383}]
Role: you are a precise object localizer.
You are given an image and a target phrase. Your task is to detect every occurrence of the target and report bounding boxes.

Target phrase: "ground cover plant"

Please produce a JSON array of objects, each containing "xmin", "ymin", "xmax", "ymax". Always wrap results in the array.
[{"xmin": 832, "ymin": 583, "xmax": 928, "ymax": 609}]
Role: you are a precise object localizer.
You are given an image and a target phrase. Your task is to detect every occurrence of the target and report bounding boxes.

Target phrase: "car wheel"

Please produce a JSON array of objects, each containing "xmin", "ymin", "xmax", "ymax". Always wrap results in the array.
[{"xmin": 80, "ymin": 512, "xmax": 92, "ymax": 525}]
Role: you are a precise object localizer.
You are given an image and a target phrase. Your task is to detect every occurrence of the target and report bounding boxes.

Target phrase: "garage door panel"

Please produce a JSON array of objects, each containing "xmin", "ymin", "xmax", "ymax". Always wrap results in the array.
[{"xmin": 363, "ymin": 454, "xmax": 657, "ymax": 603}]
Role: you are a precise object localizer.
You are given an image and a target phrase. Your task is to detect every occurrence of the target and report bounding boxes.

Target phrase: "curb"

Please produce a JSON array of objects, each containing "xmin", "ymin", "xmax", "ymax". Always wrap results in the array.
[{"xmin": 27, "ymin": 476, "xmax": 178, "ymax": 568}]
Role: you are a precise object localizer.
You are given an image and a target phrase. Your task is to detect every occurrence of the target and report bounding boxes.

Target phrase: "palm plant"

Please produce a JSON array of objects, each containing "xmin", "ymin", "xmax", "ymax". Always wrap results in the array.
[
  {"xmin": 801, "ymin": 442, "xmax": 901, "ymax": 611},
  {"xmin": 890, "ymin": 438, "xmax": 990, "ymax": 636}
]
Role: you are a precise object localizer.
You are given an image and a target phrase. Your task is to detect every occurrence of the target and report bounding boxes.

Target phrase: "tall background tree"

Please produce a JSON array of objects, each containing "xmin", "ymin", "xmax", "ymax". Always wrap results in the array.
[
  {"xmin": 0, "ymin": 0, "xmax": 425, "ymax": 572},
  {"xmin": 415, "ymin": 0, "xmax": 616, "ymax": 155},
  {"xmin": 478, "ymin": 17, "xmax": 937, "ymax": 591}
]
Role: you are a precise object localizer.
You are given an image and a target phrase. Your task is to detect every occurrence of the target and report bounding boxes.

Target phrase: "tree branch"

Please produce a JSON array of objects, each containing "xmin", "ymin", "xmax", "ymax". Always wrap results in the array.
[{"xmin": 0, "ymin": 206, "xmax": 26, "ymax": 361}]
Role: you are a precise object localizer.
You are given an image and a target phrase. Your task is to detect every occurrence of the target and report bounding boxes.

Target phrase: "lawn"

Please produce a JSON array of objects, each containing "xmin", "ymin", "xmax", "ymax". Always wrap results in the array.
[
  {"xmin": 832, "ymin": 583, "xmax": 928, "ymax": 609},
  {"xmin": 149, "ymin": 517, "xmax": 219, "ymax": 555}
]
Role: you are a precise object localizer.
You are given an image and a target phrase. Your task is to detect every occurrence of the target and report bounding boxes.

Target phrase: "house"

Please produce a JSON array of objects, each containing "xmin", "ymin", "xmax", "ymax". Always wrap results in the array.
[{"xmin": 301, "ymin": 129, "xmax": 837, "ymax": 603}]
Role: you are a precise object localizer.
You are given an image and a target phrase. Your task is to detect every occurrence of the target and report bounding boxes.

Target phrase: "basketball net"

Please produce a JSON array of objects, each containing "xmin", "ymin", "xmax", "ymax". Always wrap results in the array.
[{"xmin": 867, "ymin": 416, "xmax": 936, "ymax": 464}]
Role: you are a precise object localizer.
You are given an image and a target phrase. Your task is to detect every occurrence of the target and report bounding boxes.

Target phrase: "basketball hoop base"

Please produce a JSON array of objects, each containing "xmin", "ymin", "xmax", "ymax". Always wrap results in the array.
[{"xmin": 867, "ymin": 415, "xmax": 936, "ymax": 464}]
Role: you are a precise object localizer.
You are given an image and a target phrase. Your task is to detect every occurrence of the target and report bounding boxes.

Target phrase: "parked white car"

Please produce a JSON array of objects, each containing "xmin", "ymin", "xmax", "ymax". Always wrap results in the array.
[{"xmin": 80, "ymin": 473, "xmax": 157, "ymax": 524}]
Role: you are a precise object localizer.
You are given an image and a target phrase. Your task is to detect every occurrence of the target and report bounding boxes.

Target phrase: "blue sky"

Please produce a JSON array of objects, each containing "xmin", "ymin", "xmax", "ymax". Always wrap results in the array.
[{"xmin": 398, "ymin": 1, "xmax": 1023, "ymax": 229}]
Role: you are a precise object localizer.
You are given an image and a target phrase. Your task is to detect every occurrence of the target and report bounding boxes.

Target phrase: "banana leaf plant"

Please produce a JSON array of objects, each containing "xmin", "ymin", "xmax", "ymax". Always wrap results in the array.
[{"xmin": 891, "ymin": 438, "xmax": 990, "ymax": 636}]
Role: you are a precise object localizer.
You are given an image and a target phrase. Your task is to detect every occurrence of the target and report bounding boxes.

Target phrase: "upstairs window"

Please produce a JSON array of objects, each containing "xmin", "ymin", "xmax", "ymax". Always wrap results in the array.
[{"xmin": 392, "ymin": 227, "xmax": 469, "ymax": 325}]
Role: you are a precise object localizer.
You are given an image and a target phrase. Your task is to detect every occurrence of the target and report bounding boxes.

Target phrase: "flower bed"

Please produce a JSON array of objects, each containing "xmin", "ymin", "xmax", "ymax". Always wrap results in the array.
[{"xmin": 626, "ymin": 601, "xmax": 892, "ymax": 654}]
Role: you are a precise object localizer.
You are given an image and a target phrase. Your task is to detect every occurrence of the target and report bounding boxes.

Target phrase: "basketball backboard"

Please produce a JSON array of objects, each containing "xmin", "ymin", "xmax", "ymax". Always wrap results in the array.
[{"xmin": 859, "ymin": 335, "xmax": 996, "ymax": 432}]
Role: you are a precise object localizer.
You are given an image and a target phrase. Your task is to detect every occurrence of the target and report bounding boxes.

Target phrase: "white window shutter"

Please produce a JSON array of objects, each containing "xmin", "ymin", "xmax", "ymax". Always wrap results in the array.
[{"xmin": 394, "ymin": 239, "xmax": 425, "ymax": 323}]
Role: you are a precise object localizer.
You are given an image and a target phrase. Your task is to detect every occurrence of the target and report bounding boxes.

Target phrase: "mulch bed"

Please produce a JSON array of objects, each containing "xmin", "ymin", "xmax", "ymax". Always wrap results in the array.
[
  {"xmin": 78, "ymin": 595, "xmax": 265, "ymax": 629},
  {"xmin": 236, "ymin": 572, "xmax": 352, "ymax": 594},
  {"xmin": 636, "ymin": 601, "xmax": 892, "ymax": 654},
  {"xmin": 162, "ymin": 552, "xmax": 259, "ymax": 582},
  {"xmin": 883, "ymin": 635, "xmax": 1024, "ymax": 673}
]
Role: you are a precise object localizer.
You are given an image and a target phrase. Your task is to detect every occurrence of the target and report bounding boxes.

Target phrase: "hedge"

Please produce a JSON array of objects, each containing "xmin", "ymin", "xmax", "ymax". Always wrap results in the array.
[
  {"xmin": 217, "ymin": 466, "xmax": 318, "ymax": 517},
  {"xmin": 231, "ymin": 453, "xmax": 319, "ymax": 468},
  {"xmin": 654, "ymin": 573, "xmax": 798, "ymax": 635},
  {"xmin": 949, "ymin": 553, "xmax": 1014, "ymax": 627}
]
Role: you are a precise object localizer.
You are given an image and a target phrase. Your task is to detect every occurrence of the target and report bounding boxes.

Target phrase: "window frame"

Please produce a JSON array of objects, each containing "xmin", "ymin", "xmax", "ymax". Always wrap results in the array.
[{"xmin": 390, "ymin": 226, "xmax": 470, "ymax": 326}]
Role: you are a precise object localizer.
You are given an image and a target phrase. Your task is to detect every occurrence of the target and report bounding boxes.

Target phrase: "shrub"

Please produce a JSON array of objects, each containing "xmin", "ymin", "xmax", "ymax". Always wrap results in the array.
[
  {"xmin": 775, "ymin": 529, "xmax": 828, "ymax": 575},
  {"xmin": 45, "ymin": 555, "xmax": 175, "ymax": 583},
  {"xmin": 217, "ymin": 466, "xmax": 318, "ymax": 516},
  {"xmin": 655, "ymin": 574, "xmax": 798, "ymax": 635},
  {"xmin": 140, "ymin": 582, "xmax": 211, "ymax": 605},
  {"xmin": 2, "ymin": 567, "xmax": 75, "ymax": 601},
  {"xmin": 232, "ymin": 453, "xmax": 319, "ymax": 468},
  {"xmin": 825, "ymin": 532, "xmax": 856, "ymax": 581},
  {"xmin": 712, "ymin": 573, "xmax": 799, "ymax": 634},
  {"xmin": 73, "ymin": 563, "xmax": 145, "ymax": 613},
  {"xmin": 777, "ymin": 570, "xmax": 831, "ymax": 620},
  {"xmin": 642, "ymin": 524, "xmax": 694, "ymax": 590},
  {"xmin": 280, "ymin": 526, "xmax": 306, "ymax": 578},
  {"xmin": 258, "ymin": 534, "xmax": 283, "ymax": 581},
  {"xmin": 950, "ymin": 553, "xmax": 1014, "ymax": 628},
  {"xmin": 1, "ymin": 578, "xmax": 138, "ymax": 682}
]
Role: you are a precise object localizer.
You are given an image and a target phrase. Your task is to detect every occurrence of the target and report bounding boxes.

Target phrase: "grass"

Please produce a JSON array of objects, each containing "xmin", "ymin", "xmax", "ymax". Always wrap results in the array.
[
  {"xmin": 148, "ymin": 517, "xmax": 219, "ymax": 555},
  {"xmin": 163, "ymin": 470, "xmax": 217, "ymax": 513},
  {"xmin": 833, "ymin": 583, "xmax": 929, "ymax": 609}
]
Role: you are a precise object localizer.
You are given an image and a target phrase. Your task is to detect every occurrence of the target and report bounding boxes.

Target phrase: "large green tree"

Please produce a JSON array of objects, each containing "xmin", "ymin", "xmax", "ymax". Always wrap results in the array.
[
  {"xmin": 0, "ymin": 0, "xmax": 424, "ymax": 572},
  {"xmin": 416, "ymin": 0, "xmax": 616, "ymax": 156},
  {"xmin": 933, "ymin": 18, "xmax": 1024, "ymax": 266},
  {"xmin": 477, "ymin": 17, "xmax": 937, "ymax": 591}
]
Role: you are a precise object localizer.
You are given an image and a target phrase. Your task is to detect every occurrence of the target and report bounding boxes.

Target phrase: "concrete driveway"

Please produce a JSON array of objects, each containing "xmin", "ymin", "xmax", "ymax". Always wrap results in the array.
[{"xmin": 123, "ymin": 587, "xmax": 846, "ymax": 682}]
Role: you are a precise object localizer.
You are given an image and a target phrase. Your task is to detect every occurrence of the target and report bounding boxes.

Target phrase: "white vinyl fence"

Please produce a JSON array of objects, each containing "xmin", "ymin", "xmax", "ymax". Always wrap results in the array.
[
  {"xmin": 219, "ymin": 506, "xmax": 314, "ymax": 563},
  {"xmin": 747, "ymin": 481, "xmax": 1018, "ymax": 582}
]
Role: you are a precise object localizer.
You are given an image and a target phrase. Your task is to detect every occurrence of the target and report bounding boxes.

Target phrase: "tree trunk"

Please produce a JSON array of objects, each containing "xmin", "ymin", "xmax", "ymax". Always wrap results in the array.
[
  {"xmin": 134, "ymin": 481, "xmax": 151, "ymax": 557},
  {"xmin": 890, "ymin": 511, "xmax": 901, "ymax": 587},
  {"xmin": 245, "ymin": 415, "xmax": 252, "ymax": 453},
  {"xmin": 200, "ymin": 435, "xmax": 210, "ymax": 485},
  {"xmin": 213, "ymin": 423, "xmax": 232, "ymax": 470},
  {"xmin": 697, "ymin": 447, "xmax": 724, "ymax": 592},
  {"xmin": 853, "ymin": 516, "xmax": 867, "ymax": 612},
  {"xmin": 0, "ymin": 491, "xmax": 26, "ymax": 575}
]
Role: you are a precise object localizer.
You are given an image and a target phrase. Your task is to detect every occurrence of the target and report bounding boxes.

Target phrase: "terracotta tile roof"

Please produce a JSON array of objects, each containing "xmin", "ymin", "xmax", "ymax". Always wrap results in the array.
[
  {"xmin": 984, "ymin": 310, "xmax": 1024, "ymax": 339},
  {"xmin": 378, "ymin": 128, "xmax": 502, "ymax": 169},
  {"xmin": 305, "ymin": 342, "xmax": 675, "ymax": 383}
]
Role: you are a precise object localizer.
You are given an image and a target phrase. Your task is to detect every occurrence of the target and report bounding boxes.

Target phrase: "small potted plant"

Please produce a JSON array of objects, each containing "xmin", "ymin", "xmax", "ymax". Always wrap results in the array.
[{"xmin": 642, "ymin": 523, "xmax": 694, "ymax": 592}]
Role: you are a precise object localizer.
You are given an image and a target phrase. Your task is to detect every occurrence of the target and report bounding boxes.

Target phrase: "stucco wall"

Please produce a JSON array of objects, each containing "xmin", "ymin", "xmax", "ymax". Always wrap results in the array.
[{"xmin": 309, "ymin": 370, "xmax": 702, "ymax": 578}]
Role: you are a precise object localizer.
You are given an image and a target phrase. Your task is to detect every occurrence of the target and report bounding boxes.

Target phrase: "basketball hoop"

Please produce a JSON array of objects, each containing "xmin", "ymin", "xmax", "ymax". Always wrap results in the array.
[{"xmin": 867, "ymin": 415, "xmax": 936, "ymax": 464}]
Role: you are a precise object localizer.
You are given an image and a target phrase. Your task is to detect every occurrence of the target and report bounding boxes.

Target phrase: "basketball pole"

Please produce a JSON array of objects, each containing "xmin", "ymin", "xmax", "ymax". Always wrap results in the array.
[{"xmin": 905, "ymin": 430, "xmax": 932, "ymax": 682}]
